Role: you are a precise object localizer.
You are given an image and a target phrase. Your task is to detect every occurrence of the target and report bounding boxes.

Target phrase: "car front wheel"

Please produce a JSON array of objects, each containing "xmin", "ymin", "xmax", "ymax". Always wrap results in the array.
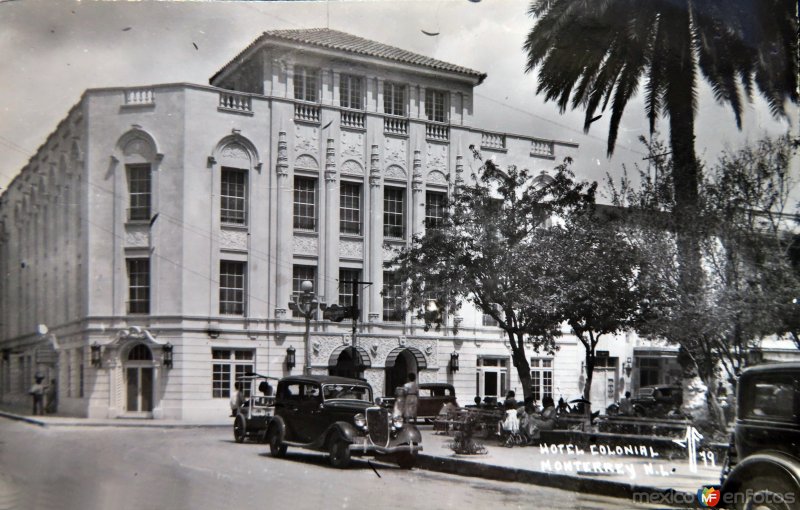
[
  {"xmin": 233, "ymin": 415, "xmax": 246, "ymax": 443},
  {"xmin": 328, "ymin": 437, "xmax": 351, "ymax": 469},
  {"xmin": 267, "ymin": 426, "xmax": 287, "ymax": 457},
  {"xmin": 737, "ymin": 475, "xmax": 798, "ymax": 510}
]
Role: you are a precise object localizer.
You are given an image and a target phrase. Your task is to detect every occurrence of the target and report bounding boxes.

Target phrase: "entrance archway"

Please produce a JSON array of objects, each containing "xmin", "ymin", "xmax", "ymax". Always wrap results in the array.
[
  {"xmin": 328, "ymin": 346, "xmax": 371, "ymax": 380},
  {"xmin": 125, "ymin": 343, "xmax": 154, "ymax": 413},
  {"xmin": 384, "ymin": 347, "xmax": 427, "ymax": 397}
]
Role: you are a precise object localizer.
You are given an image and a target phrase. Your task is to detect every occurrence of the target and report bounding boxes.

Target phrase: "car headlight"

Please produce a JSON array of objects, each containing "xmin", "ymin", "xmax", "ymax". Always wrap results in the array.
[
  {"xmin": 392, "ymin": 415, "xmax": 404, "ymax": 429},
  {"xmin": 354, "ymin": 413, "xmax": 366, "ymax": 428}
]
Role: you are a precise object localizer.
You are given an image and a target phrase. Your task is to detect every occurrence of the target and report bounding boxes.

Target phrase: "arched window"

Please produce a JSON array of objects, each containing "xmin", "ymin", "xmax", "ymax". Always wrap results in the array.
[{"xmin": 128, "ymin": 344, "xmax": 153, "ymax": 361}]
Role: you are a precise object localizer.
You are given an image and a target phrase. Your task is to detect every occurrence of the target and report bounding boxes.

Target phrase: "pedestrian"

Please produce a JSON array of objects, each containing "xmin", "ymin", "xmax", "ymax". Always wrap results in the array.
[
  {"xmin": 402, "ymin": 373, "xmax": 419, "ymax": 422},
  {"xmin": 472, "ymin": 396, "xmax": 482, "ymax": 408},
  {"xmin": 619, "ymin": 391, "xmax": 634, "ymax": 416},
  {"xmin": 45, "ymin": 379, "xmax": 58, "ymax": 414},
  {"xmin": 29, "ymin": 375, "xmax": 45, "ymax": 416},
  {"xmin": 230, "ymin": 381, "xmax": 243, "ymax": 417},
  {"xmin": 503, "ymin": 390, "xmax": 517, "ymax": 410}
]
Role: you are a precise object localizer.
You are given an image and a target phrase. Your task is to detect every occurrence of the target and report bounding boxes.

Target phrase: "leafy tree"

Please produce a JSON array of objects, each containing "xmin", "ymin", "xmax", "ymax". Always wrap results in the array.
[{"xmin": 390, "ymin": 148, "xmax": 595, "ymax": 400}]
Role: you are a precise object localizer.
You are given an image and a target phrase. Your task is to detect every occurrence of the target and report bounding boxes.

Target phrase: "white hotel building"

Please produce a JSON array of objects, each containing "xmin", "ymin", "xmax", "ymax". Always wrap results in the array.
[{"xmin": 0, "ymin": 29, "xmax": 673, "ymax": 420}]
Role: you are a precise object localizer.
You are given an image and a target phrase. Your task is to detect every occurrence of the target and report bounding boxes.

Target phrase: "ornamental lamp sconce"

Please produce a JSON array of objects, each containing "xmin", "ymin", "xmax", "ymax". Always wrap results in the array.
[
  {"xmin": 623, "ymin": 357, "xmax": 633, "ymax": 377},
  {"xmin": 163, "ymin": 342, "xmax": 174, "ymax": 369},
  {"xmin": 286, "ymin": 346, "xmax": 296, "ymax": 371},
  {"xmin": 90, "ymin": 342, "xmax": 102, "ymax": 368},
  {"xmin": 450, "ymin": 351, "xmax": 459, "ymax": 373},
  {"xmin": 206, "ymin": 328, "xmax": 221, "ymax": 339}
]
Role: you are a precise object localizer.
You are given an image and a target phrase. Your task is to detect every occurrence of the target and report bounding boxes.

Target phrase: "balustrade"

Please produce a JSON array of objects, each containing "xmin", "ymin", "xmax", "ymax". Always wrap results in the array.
[
  {"xmin": 218, "ymin": 92, "xmax": 252, "ymax": 113},
  {"xmin": 124, "ymin": 88, "xmax": 154, "ymax": 105},
  {"xmin": 481, "ymin": 132, "xmax": 506, "ymax": 150},
  {"xmin": 294, "ymin": 103, "xmax": 320, "ymax": 123},
  {"xmin": 341, "ymin": 109, "xmax": 365, "ymax": 129},
  {"xmin": 530, "ymin": 140, "xmax": 555, "ymax": 157},
  {"xmin": 426, "ymin": 123, "xmax": 449, "ymax": 142},
  {"xmin": 384, "ymin": 116, "xmax": 408, "ymax": 136}
]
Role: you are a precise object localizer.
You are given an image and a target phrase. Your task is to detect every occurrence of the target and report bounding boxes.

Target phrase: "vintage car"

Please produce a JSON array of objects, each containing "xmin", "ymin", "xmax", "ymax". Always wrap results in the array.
[
  {"xmin": 233, "ymin": 374, "xmax": 276, "ymax": 443},
  {"xmin": 631, "ymin": 384, "xmax": 683, "ymax": 417},
  {"xmin": 720, "ymin": 362, "xmax": 800, "ymax": 510},
  {"xmin": 265, "ymin": 375, "xmax": 423, "ymax": 469},
  {"xmin": 382, "ymin": 383, "xmax": 458, "ymax": 421}
]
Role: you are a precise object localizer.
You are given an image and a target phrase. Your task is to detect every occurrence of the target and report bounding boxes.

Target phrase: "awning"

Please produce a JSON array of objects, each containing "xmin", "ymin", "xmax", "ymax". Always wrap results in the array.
[
  {"xmin": 328, "ymin": 345, "xmax": 372, "ymax": 369},
  {"xmin": 385, "ymin": 346, "xmax": 427, "ymax": 370}
]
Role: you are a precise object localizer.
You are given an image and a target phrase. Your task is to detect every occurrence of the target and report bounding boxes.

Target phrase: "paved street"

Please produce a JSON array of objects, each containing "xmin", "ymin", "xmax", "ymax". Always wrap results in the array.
[{"xmin": 0, "ymin": 421, "xmax": 661, "ymax": 510}]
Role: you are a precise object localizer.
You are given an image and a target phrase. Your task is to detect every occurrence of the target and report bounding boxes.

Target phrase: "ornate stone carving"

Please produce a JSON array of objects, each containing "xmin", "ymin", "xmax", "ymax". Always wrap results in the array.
[
  {"xmin": 293, "ymin": 234, "xmax": 318, "ymax": 256},
  {"xmin": 354, "ymin": 335, "xmax": 439, "ymax": 369},
  {"xmin": 123, "ymin": 138, "xmax": 152, "ymax": 159},
  {"xmin": 295, "ymin": 154, "xmax": 319, "ymax": 170},
  {"xmin": 369, "ymin": 145, "xmax": 381, "ymax": 187},
  {"xmin": 220, "ymin": 229, "xmax": 247, "ymax": 251},
  {"xmin": 383, "ymin": 242, "xmax": 401, "ymax": 261},
  {"xmin": 384, "ymin": 165, "xmax": 406, "ymax": 181},
  {"xmin": 339, "ymin": 238, "xmax": 363, "ymax": 259},
  {"xmin": 426, "ymin": 170, "xmax": 447, "ymax": 186},
  {"xmin": 294, "ymin": 125, "xmax": 319, "ymax": 156},
  {"xmin": 426, "ymin": 144, "xmax": 447, "ymax": 172},
  {"xmin": 341, "ymin": 159, "xmax": 364, "ymax": 176},
  {"xmin": 384, "ymin": 137, "xmax": 406, "ymax": 167},
  {"xmin": 220, "ymin": 143, "xmax": 249, "ymax": 161},
  {"xmin": 324, "ymin": 139, "xmax": 336, "ymax": 182},
  {"xmin": 341, "ymin": 131, "xmax": 363, "ymax": 158},
  {"xmin": 307, "ymin": 334, "xmax": 347, "ymax": 366},
  {"xmin": 363, "ymin": 369, "xmax": 384, "ymax": 397},
  {"xmin": 276, "ymin": 131, "xmax": 289, "ymax": 176},
  {"xmin": 125, "ymin": 226, "xmax": 149, "ymax": 247}
]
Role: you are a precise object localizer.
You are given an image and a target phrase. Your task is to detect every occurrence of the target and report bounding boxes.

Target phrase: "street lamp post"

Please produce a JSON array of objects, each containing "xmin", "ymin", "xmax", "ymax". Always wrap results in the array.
[{"xmin": 288, "ymin": 280, "xmax": 318, "ymax": 375}]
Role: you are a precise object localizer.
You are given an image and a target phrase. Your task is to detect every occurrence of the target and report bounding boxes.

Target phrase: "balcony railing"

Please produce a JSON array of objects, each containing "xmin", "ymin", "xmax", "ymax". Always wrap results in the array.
[
  {"xmin": 481, "ymin": 132, "xmax": 506, "ymax": 150},
  {"xmin": 341, "ymin": 109, "xmax": 365, "ymax": 130},
  {"xmin": 531, "ymin": 140, "xmax": 555, "ymax": 158},
  {"xmin": 219, "ymin": 92, "xmax": 252, "ymax": 113},
  {"xmin": 124, "ymin": 88, "xmax": 154, "ymax": 106},
  {"xmin": 426, "ymin": 123, "xmax": 449, "ymax": 142},
  {"xmin": 384, "ymin": 116, "xmax": 408, "ymax": 136},
  {"xmin": 295, "ymin": 103, "xmax": 320, "ymax": 124}
]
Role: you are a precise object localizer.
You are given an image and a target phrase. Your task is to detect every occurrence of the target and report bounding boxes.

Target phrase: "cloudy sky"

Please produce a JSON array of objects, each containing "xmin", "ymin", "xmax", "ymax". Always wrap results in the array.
[{"xmin": 0, "ymin": 0, "xmax": 796, "ymax": 196}]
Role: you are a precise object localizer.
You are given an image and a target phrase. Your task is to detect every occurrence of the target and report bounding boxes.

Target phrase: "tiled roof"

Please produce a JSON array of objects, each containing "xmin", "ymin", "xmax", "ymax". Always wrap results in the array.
[{"xmin": 210, "ymin": 28, "xmax": 486, "ymax": 84}]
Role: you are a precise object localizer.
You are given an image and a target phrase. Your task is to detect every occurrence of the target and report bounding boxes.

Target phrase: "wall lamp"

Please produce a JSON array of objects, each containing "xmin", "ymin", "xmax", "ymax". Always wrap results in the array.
[
  {"xmin": 90, "ymin": 342, "xmax": 102, "ymax": 368},
  {"xmin": 286, "ymin": 346, "xmax": 296, "ymax": 371},
  {"xmin": 623, "ymin": 357, "xmax": 633, "ymax": 377},
  {"xmin": 163, "ymin": 342, "xmax": 174, "ymax": 369},
  {"xmin": 450, "ymin": 351, "xmax": 459, "ymax": 373},
  {"xmin": 206, "ymin": 328, "xmax": 221, "ymax": 339}
]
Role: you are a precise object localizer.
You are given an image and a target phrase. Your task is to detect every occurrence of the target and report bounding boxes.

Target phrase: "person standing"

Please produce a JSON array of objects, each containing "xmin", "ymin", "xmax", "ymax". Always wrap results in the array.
[
  {"xmin": 619, "ymin": 391, "xmax": 634, "ymax": 416},
  {"xmin": 402, "ymin": 373, "xmax": 419, "ymax": 422},
  {"xmin": 45, "ymin": 379, "xmax": 58, "ymax": 414},
  {"xmin": 229, "ymin": 382, "xmax": 243, "ymax": 417},
  {"xmin": 29, "ymin": 375, "xmax": 45, "ymax": 416}
]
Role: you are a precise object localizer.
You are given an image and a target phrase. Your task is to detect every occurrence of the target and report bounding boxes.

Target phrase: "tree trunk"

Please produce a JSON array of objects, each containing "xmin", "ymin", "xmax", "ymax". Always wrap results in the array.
[
  {"xmin": 507, "ymin": 330, "xmax": 533, "ymax": 400},
  {"xmin": 582, "ymin": 344, "xmax": 595, "ymax": 430}
]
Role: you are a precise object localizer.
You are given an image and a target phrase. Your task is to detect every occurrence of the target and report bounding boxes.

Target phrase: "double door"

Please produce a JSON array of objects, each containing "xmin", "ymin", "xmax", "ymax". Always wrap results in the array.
[{"xmin": 126, "ymin": 366, "xmax": 153, "ymax": 413}]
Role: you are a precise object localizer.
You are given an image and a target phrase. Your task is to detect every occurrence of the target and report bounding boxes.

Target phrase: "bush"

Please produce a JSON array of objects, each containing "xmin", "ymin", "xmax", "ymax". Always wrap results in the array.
[{"xmin": 447, "ymin": 412, "xmax": 488, "ymax": 455}]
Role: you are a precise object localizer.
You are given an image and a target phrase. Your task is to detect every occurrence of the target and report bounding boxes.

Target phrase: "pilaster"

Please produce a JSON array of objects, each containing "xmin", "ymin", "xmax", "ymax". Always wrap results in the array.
[
  {"xmin": 323, "ymin": 139, "xmax": 339, "ymax": 305},
  {"xmin": 275, "ymin": 131, "xmax": 292, "ymax": 318},
  {"xmin": 367, "ymin": 145, "xmax": 383, "ymax": 318},
  {"xmin": 411, "ymin": 149, "xmax": 424, "ymax": 237}
]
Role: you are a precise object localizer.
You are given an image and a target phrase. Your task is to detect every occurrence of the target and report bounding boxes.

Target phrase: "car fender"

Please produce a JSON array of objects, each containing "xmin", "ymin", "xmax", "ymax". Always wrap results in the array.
[
  {"xmin": 395, "ymin": 424, "xmax": 422, "ymax": 445},
  {"xmin": 267, "ymin": 415, "xmax": 286, "ymax": 442},
  {"xmin": 321, "ymin": 421, "xmax": 360, "ymax": 447},
  {"xmin": 721, "ymin": 451, "xmax": 800, "ymax": 495}
]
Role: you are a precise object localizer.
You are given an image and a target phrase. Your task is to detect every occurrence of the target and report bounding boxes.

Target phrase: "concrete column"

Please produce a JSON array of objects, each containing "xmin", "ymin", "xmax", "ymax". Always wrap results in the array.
[
  {"xmin": 274, "ymin": 132, "xmax": 291, "ymax": 318},
  {"xmin": 367, "ymin": 145, "xmax": 383, "ymax": 321},
  {"xmin": 411, "ymin": 150, "xmax": 424, "ymax": 237},
  {"xmin": 323, "ymin": 139, "xmax": 339, "ymax": 305}
]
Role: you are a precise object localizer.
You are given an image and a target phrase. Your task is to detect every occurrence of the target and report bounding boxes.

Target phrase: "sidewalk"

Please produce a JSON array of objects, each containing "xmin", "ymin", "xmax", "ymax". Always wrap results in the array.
[{"xmin": 0, "ymin": 406, "xmax": 719, "ymax": 506}]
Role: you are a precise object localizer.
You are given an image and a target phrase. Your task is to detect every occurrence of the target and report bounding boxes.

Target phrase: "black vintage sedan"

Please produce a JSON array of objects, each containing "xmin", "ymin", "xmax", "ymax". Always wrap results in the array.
[{"xmin": 264, "ymin": 375, "xmax": 423, "ymax": 469}]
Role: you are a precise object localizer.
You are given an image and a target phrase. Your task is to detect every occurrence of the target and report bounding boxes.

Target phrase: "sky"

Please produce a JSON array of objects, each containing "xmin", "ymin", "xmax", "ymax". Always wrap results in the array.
[{"xmin": 0, "ymin": 0, "xmax": 796, "ymax": 198}]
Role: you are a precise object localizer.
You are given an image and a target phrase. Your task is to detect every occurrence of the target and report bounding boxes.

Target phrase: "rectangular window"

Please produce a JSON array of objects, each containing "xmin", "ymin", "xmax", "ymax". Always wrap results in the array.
[
  {"xmin": 383, "ymin": 187, "xmax": 405, "ymax": 238},
  {"xmin": 743, "ymin": 375, "xmax": 798, "ymax": 422},
  {"xmin": 127, "ymin": 258, "xmax": 150, "ymax": 314},
  {"xmin": 339, "ymin": 269, "xmax": 361, "ymax": 320},
  {"xmin": 639, "ymin": 358, "xmax": 660, "ymax": 388},
  {"xmin": 221, "ymin": 168, "xmax": 247, "ymax": 225},
  {"xmin": 425, "ymin": 191, "xmax": 446, "ymax": 229},
  {"xmin": 293, "ymin": 66, "xmax": 319, "ymax": 103},
  {"xmin": 212, "ymin": 348, "xmax": 254, "ymax": 398},
  {"xmin": 482, "ymin": 307, "xmax": 499, "ymax": 327},
  {"xmin": 425, "ymin": 89, "xmax": 447, "ymax": 123},
  {"xmin": 340, "ymin": 182, "xmax": 361, "ymax": 235},
  {"xmin": 127, "ymin": 165, "xmax": 151, "ymax": 221},
  {"xmin": 220, "ymin": 260, "xmax": 246, "ymax": 315},
  {"xmin": 292, "ymin": 265, "xmax": 317, "ymax": 318},
  {"xmin": 294, "ymin": 177, "xmax": 317, "ymax": 230},
  {"xmin": 382, "ymin": 271, "xmax": 404, "ymax": 322},
  {"xmin": 530, "ymin": 358, "xmax": 553, "ymax": 402},
  {"xmin": 477, "ymin": 357, "xmax": 508, "ymax": 400},
  {"xmin": 339, "ymin": 74, "xmax": 363, "ymax": 110},
  {"xmin": 384, "ymin": 82, "xmax": 406, "ymax": 117}
]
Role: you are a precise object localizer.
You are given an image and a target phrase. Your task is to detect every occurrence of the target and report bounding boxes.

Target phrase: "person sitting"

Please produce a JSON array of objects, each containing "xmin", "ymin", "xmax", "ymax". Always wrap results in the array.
[
  {"xmin": 557, "ymin": 397, "xmax": 569, "ymax": 415},
  {"xmin": 503, "ymin": 390, "xmax": 518, "ymax": 410},
  {"xmin": 522, "ymin": 396, "xmax": 557, "ymax": 444},
  {"xmin": 619, "ymin": 391, "xmax": 634, "ymax": 416},
  {"xmin": 470, "ymin": 396, "xmax": 483, "ymax": 408}
]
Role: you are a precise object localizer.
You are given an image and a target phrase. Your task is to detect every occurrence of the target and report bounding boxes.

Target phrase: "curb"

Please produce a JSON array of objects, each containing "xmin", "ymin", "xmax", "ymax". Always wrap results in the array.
[
  {"xmin": 415, "ymin": 453, "xmax": 698, "ymax": 508},
  {"xmin": 0, "ymin": 411, "xmax": 47, "ymax": 428},
  {"xmin": 0, "ymin": 411, "xmax": 228, "ymax": 429}
]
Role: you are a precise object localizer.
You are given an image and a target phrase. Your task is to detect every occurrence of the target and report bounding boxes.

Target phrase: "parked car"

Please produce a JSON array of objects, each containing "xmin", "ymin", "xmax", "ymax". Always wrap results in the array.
[
  {"xmin": 233, "ymin": 374, "xmax": 276, "ymax": 443},
  {"xmin": 720, "ymin": 362, "xmax": 800, "ymax": 510},
  {"xmin": 265, "ymin": 375, "xmax": 423, "ymax": 469},
  {"xmin": 631, "ymin": 385, "xmax": 683, "ymax": 417},
  {"xmin": 382, "ymin": 383, "xmax": 458, "ymax": 421}
]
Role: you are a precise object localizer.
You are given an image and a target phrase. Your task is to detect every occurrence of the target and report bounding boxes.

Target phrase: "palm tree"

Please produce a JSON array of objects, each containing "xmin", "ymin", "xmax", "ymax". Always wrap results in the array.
[{"xmin": 524, "ymin": 0, "xmax": 797, "ymax": 219}]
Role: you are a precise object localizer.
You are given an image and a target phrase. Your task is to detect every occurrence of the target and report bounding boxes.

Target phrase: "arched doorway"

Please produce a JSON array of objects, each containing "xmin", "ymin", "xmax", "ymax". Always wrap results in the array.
[
  {"xmin": 384, "ymin": 347, "xmax": 427, "ymax": 397},
  {"xmin": 126, "ymin": 343, "xmax": 154, "ymax": 413},
  {"xmin": 328, "ymin": 346, "xmax": 371, "ymax": 380}
]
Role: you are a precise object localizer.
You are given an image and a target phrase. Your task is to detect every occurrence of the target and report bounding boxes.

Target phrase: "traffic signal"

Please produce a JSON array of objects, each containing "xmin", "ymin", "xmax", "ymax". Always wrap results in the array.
[{"xmin": 322, "ymin": 304, "xmax": 348, "ymax": 322}]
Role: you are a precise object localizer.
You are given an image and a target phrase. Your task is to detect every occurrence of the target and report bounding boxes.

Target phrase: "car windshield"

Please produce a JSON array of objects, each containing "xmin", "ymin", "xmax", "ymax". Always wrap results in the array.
[{"xmin": 322, "ymin": 384, "xmax": 372, "ymax": 402}]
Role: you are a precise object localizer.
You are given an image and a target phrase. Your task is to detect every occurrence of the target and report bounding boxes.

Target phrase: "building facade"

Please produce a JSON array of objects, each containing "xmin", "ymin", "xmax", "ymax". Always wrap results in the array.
[{"xmin": 0, "ymin": 29, "xmax": 646, "ymax": 420}]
